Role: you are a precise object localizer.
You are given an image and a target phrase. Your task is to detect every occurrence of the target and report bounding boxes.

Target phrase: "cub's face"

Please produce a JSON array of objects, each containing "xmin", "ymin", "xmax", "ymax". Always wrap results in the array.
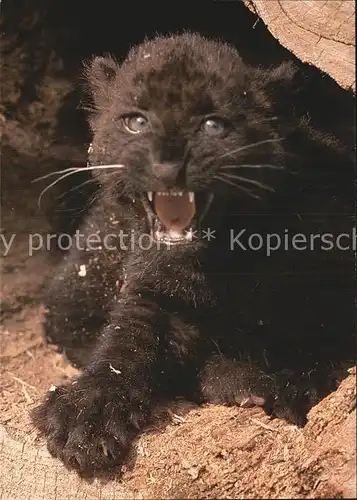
[{"xmin": 86, "ymin": 33, "xmax": 297, "ymax": 245}]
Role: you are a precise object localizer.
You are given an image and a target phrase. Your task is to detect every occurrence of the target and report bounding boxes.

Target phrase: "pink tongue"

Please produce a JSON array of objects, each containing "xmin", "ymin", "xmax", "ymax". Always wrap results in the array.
[{"xmin": 154, "ymin": 193, "xmax": 195, "ymax": 232}]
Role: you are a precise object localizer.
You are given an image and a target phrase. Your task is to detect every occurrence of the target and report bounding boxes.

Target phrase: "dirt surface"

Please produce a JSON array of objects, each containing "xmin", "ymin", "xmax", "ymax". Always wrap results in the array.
[{"xmin": 1, "ymin": 192, "xmax": 356, "ymax": 499}]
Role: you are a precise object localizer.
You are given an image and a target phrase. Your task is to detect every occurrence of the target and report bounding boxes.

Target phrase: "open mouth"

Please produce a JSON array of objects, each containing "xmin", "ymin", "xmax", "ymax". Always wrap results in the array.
[{"xmin": 141, "ymin": 190, "xmax": 214, "ymax": 245}]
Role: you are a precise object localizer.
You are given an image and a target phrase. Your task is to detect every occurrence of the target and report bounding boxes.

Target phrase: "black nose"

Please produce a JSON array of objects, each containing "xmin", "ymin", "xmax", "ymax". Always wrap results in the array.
[{"xmin": 152, "ymin": 163, "xmax": 181, "ymax": 188}]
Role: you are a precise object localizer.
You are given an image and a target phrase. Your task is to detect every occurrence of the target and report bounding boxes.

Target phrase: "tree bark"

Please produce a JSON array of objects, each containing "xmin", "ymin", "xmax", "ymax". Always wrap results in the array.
[{"xmin": 244, "ymin": 0, "xmax": 355, "ymax": 91}]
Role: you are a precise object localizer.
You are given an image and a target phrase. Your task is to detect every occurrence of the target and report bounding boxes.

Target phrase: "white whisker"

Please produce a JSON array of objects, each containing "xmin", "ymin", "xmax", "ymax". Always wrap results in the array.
[
  {"xmin": 56, "ymin": 178, "xmax": 99, "ymax": 201},
  {"xmin": 250, "ymin": 116, "xmax": 278, "ymax": 125},
  {"xmin": 221, "ymin": 173, "xmax": 275, "ymax": 192},
  {"xmin": 33, "ymin": 167, "xmax": 84, "ymax": 183},
  {"xmin": 37, "ymin": 170, "xmax": 89, "ymax": 209},
  {"xmin": 35, "ymin": 164, "xmax": 125, "ymax": 208},
  {"xmin": 32, "ymin": 164, "xmax": 125, "ymax": 183},
  {"xmin": 214, "ymin": 175, "xmax": 261, "ymax": 200},
  {"xmin": 220, "ymin": 138, "xmax": 284, "ymax": 159},
  {"xmin": 221, "ymin": 164, "xmax": 285, "ymax": 171}
]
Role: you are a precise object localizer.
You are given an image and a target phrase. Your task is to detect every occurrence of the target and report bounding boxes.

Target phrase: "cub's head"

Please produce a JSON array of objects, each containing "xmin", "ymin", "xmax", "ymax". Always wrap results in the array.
[{"xmin": 85, "ymin": 33, "xmax": 300, "ymax": 246}]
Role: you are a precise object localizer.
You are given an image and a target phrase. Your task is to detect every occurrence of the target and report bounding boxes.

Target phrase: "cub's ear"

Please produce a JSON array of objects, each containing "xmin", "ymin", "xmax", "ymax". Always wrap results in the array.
[
  {"xmin": 259, "ymin": 60, "xmax": 306, "ymax": 98},
  {"xmin": 84, "ymin": 55, "xmax": 119, "ymax": 107},
  {"xmin": 89, "ymin": 56, "xmax": 118, "ymax": 82},
  {"xmin": 265, "ymin": 60, "xmax": 300, "ymax": 87},
  {"xmin": 253, "ymin": 60, "xmax": 307, "ymax": 120}
]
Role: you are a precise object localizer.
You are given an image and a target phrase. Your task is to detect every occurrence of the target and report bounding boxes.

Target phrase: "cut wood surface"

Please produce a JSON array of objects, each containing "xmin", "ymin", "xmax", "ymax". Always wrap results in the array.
[{"xmin": 244, "ymin": 0, "xmax": 355, "ymax": 91}]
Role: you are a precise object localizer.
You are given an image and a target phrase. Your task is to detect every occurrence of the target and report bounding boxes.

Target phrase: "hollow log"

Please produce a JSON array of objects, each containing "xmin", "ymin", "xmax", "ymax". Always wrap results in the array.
[{"xmin": 244, "ymin": 0, "xmax": 355, "ymax": 91}]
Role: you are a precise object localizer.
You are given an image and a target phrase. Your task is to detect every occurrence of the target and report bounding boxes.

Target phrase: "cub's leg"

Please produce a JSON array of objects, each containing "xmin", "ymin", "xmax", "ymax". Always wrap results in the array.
[{"xmin": 32, "ymin": 280, "xmax": 199, "ymax": 475}]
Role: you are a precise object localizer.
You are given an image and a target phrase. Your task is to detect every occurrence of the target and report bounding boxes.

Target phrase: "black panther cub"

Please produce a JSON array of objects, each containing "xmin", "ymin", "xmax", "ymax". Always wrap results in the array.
[{"xmin": 32, "ymin": 33, "xmax": 355, "ymax": 475}]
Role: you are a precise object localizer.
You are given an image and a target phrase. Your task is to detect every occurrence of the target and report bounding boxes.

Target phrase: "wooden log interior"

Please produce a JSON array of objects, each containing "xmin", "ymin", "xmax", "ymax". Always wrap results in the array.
[{"xmin": 244, "ymin": 0, "xmax": 355, "ymax": 91}]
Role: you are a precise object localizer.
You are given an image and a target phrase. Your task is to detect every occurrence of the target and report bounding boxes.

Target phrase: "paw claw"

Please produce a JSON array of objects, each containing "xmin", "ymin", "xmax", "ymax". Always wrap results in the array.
[
  {"xmin": 239, "ymin": 395, "xmax": 266, "ymax": 408},
  {"xmin": 240, "ymin": 397, "xmax": 255, "ymax": 408}
]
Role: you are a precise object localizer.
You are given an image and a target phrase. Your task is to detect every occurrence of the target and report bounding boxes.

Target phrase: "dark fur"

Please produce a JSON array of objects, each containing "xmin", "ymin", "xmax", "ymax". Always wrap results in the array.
[{"xmin": 31, "ymin": 33, "xmax": 355, "ymax": 476}]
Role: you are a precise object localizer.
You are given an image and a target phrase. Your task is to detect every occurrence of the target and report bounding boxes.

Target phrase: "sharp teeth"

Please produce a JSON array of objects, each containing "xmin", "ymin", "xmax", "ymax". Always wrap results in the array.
[
  {"xmin": 185, "ymin": 228, "xmax": 194, "ymax": 241},
  {"xmin": 147, "ymin": 191, "xmax": 153, "ymax": 202},
  {"xmin": 188, "ymin": 192, "xmax": 195, "ymax": 203},
  {"xmin": 156, "ymin": 191, "xmax": 184, "ymax": 197}
]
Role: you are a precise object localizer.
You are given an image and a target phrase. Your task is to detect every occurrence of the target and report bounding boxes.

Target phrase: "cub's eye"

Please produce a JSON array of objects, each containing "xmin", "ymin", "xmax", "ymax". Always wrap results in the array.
[
  {"xmin": 201, "ymin": 117, "xmax": 226, "ymax": 136},
  {"xmin": 123, "ymin": 114, "xmax": 149, "ymax": 134}
]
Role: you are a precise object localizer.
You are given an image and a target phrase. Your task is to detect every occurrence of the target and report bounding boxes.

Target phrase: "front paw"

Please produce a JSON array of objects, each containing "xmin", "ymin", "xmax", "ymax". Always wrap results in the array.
[{"xmin": 31, "ymin": 374, "xmax": 149, "ymax": 475}]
